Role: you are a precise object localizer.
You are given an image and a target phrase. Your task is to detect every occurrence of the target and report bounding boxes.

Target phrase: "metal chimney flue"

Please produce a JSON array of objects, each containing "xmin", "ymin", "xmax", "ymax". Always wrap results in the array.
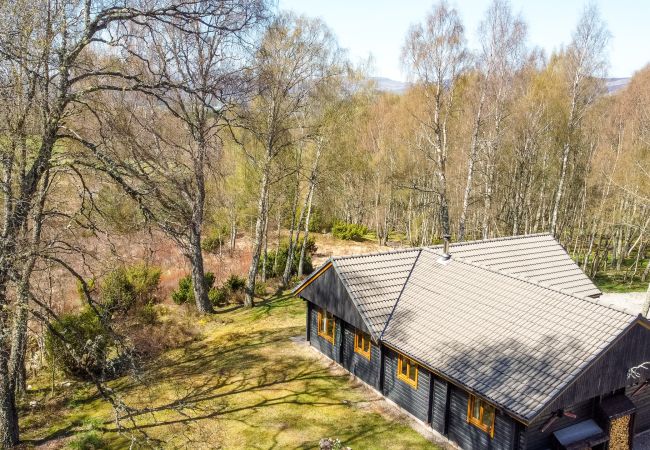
[{"xmin": 438, "ymin": 234, "xmax": 452, "ymax": 264}]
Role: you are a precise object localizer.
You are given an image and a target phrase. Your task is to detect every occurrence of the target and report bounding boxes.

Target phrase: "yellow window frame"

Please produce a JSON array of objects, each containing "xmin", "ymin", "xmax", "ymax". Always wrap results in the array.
[
  {"xmin": 354, "ymin": 329, "xmax": 371, "ymax": 360},
  {"xmin": 467, "ymin": 394, "xmax": 495, "ymax": 438},
  {"xmin": 317, "ymin": 309, "xmax": 335, "ymax": 344},
  {"xmin": 397, "ymin": 353, "xmax": 418, "ymax": 388}
]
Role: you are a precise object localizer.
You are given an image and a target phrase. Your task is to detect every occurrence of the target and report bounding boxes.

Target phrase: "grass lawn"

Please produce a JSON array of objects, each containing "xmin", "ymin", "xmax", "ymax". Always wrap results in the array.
[
  {"xmin": 594, "ymin": 272, "xmax": 648, "ymax": 293},
  {"xmin": 20, "ymin": 294, "xmax": 437, "ymax": 449}
]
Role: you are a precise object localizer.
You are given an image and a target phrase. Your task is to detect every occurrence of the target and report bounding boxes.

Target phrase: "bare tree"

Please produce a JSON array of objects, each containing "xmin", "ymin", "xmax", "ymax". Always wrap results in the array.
[
  {"xmin": 84, "ymin": 4, "xmax": 266, "ymax": 313},
  {"xmin": 476, "ymin": 0, "xmax": 527, "ymax": 239},
  {"xmin": 401, "ymin": 1, "xmax": 468, "ymax": 237},
  {"xmin": 240, "ymin": 13, "xmax": 343, "ymax": 306},
  {"xmin": 0, "ymin": 0, "xmax": 253, "ymax": 444},
  {"xmin": 550, "ymin": 3, "xmax": 609, "ymax": 236}
]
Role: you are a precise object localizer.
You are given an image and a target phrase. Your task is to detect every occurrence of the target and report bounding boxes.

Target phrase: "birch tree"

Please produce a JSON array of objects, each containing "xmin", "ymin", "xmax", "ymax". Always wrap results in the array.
[
  {"xmin": 241, "ymin": 13, "xmax": 342, "ymax": 306},
  {"xmin": 0, "ymin": 0, "xmax": 246, "ymax": 444},
  {"xmin": 85, "ymin": 3, "xmax": 266, "ymax": 314},
  {"xmin": 550, "ymin": 4, "xmax": 609, "ymax": 235},
  {"xmin": 401, "ymin": 1, "xmax": 468, "ymax": 237}
]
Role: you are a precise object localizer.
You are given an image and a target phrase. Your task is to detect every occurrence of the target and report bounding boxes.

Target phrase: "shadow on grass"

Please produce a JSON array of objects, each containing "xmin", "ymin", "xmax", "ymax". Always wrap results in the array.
[{"xmin": 22, "ymin": 293, "xmax": 425, "ymax": 449}]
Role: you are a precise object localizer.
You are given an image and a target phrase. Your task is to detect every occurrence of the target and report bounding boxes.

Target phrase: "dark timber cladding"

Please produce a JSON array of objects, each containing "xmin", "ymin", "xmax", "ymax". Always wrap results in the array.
[
  {"xmin": 382, "ymin": 347, "xmax": 430, "ymax": 422},
  {"xmin": 340, "ymin": 321, "xmax": 381, "ymax": 389},
  {"xmin": 298, "ymin": 262, "xmax": 371, "ymax": 336},
  {"xmin": 295, "ymin": 234, "xmax": 650, "ymax": 450},
  {"xmin": 447, "ymin": 386, "xmax": 517, "ymax": 450}
]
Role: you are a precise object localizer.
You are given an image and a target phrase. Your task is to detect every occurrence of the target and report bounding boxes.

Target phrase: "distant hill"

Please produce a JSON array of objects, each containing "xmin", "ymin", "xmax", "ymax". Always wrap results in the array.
[
  {"xmin": 371, "ymin": 76, "xmax": 630, "ymax": 95},
  {"xmin": 370, "ymin": 77, "xmax": 410, "ymax": 94},
  {"xmin": 605, "ymin": 77, "xmax": 630, "ymax": 94}
]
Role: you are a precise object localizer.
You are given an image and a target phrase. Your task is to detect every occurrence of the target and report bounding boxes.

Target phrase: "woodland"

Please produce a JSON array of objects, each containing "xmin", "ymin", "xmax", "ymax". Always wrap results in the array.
[{"xmin": 0, "ymin": 0, "xmax": 648, "ymax": 447}]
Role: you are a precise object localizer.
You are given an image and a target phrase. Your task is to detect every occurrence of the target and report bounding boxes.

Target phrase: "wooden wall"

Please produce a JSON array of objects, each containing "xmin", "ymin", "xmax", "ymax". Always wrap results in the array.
[
  {"xmin": 299, "ymin": 266, "xmax": 371, "ymax": 335},
  {"xmin": 308, "ymin": 302, "xmax": 342, "ymax": 362},
  {"xmin": 536, "ymin": 323, "xmax": 650, "ymax": 419},
  {"xmin": 626, "ymin": 383, "xmax": 650, "ymax": 434},
  {"xmin": 382, "ymin": 347, "xmax": 431, "ymax": 422},
  {"xmin": 524, "ymin": 398, "xmax": 596, "ymax": 450},
  {"xmin": 340, "ymin": 321, "xmax": 381, "ymax": 389}
]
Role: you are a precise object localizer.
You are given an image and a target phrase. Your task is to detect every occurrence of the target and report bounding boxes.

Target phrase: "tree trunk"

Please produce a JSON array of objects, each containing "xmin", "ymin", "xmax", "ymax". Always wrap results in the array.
[
  {"xmin": 261, "ymin": 203, "xmax": 269, "ymax": 283},
  {"xmin": 9, "ymin": 276, "xmax": 29, "ymax": 397},
  {"xmin": 245, "ymin": 165, "xmax": 270, "ymax": 307},
  {"xmin": 460, "ymin": 90, "xmax": 484, "ymax": 241},
  {"xmin": 282, "ymin": 167, "xmax": 305, "ymax": 287},
  {"xmin": 642, "ymin": 283, "xmax": 650, "ymax": 318},
  {"xmin": 0, "ymin": 378, "xmax": 18, "ymax": 449},
  {"xmin": 0, "ymin": 266, "xmax": 18, "ymax": 448},
  {"xmin": 551, "ymin": 75, "xmax": 579, "ymax": 236},
  {"xmin": 188, "ymin": 229, "xmax": 212, "ymax": 314},
  {"xmin": 298, "ymin": 180, "xmax": 315, "ymax": 278},
  {"xmin": 272, "ymin": 209, "xmax": 281, "ymax": 277}
]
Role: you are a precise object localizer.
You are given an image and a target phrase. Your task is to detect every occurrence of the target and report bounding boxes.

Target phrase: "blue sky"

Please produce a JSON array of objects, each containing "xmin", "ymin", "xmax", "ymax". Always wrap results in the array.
[{"xmin": 277, "ymin": 0, "xmax": 650, "ymax": 81}]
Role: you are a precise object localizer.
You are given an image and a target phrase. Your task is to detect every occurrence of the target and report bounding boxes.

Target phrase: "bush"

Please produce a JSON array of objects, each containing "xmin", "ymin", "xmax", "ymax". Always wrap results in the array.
[
  {"xmin": 100, "ymin": 267, "xmax": 136, "ymax": 313},
  {"xmin": 45, "ymin": 309, "xmax": 109, "ymax": 380},
  {"xmin": 172, "ymin": 275, "xmax": 193, "ymax": 305},
  {"xmin": 254, "ymin": 281, "xmax": 267, "ymax": 297},
  {"xmin": 201, "ymin": 235, "xmax": 224, "ymax": 253},
  {"xmin": 208, "ymin": 287, "xmax": 229, "ymax": 306},
  {"xmin": 307, "ymin": 207, "xmax": 332, "ymax": 233},
  {"xmin": 332, "ymin": 222, "xmax": 368, "ymax": 241},
  {"xmin": 208, "ymin": 274, "xmax": 247, "ymax": 307},
  {"xmin": 224, "ymin": 274, "xmax": 246, "ymax": 292},
  {"xmin": 172, "ymin": 272, "xmax": 216, "ymax": 305},
  {"xmin": 261, "ymin": 237, "xmax": 316, "ymax": 279},
  {"xmin": 125, "ymin": 264, "xmax": 161, "ymax": 304},
  {"xmin": 136, "ymin": 302, "xmax": 158, "ymax": 325},
  {"xmin": 97, "ymin": 264, "xmax": 161, "ymax": 314}
]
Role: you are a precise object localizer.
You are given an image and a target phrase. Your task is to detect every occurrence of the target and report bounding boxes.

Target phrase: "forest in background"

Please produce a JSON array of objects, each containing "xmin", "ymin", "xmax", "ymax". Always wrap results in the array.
[{"xmin": 0, "ymin": 0, "xmax": 648, "ymax": 446}]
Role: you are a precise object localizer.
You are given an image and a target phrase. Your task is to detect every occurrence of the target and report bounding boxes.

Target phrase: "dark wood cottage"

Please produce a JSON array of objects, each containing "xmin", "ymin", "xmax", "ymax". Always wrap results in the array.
[{"xmin": 293, "ymin": 234, "xmax": 650, "ymax": 450}]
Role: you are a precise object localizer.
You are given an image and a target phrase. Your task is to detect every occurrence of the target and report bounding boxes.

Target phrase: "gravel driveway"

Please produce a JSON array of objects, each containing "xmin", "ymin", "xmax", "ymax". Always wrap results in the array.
[{"xmin": 596, "ymin": 291, "xmax": 647, "ymax": 315}]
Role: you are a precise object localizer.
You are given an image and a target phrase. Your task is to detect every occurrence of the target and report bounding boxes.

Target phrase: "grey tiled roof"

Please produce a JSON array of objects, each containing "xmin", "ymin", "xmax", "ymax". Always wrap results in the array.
[
  {"xmin": 381, "ymin": 248, "xmax": 635, "ymax": 421},
  {"xmin": 333, "ymin": 249, "xmax": 420, "ymax": 337},
  {"xmin": 328, "ymin": 234, "xmax": 600, "ymax": 338},
  {"xmin": 430, "ymin": 233, "xmax": 601, "ymax": 298},
  {"xmin": 295, "ymin": 234, "xmax": 625, "ymax": 419}
]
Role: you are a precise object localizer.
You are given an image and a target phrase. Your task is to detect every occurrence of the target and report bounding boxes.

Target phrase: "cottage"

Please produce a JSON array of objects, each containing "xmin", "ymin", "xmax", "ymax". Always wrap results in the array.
[{"xmin": 293, "ymin": 234, "xmax": 650, "ymax": 450}]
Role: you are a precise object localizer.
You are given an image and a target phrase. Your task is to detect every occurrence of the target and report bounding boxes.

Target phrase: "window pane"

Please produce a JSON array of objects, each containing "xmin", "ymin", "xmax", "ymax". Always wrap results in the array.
[
  {"xmin": 471, "ymin": 399, "xmax": 481, "ymax": 419},
  {"xmin": 400, "ymin": 358, "xmax": 408, "ymax": 376},
  {"xmin": 481, "ymin": 404, "xmax": 494, "ymax": 427},
  {"xmin": 408, "ymin": 362, "xmax": 416, "ymax": 381},
  {"xmin": 363, "ymin": 337, "xmax": 370, "ymax": 352}
]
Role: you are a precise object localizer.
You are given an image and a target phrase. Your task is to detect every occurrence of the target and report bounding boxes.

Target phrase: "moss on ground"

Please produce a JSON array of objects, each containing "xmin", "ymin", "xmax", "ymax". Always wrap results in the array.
[{"xmin": 20, "ymin": 294, "xmax": 437, "ymax": 449}]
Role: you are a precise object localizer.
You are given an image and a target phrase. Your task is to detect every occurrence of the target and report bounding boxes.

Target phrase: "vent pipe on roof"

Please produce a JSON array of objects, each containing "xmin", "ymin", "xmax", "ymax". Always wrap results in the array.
[{"xmin": 438, "ymin": 234, "xmax": 452, "ymax": 264}]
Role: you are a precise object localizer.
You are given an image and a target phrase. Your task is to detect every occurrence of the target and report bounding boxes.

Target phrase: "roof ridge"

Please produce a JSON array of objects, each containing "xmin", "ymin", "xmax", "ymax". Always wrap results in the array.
[
  {"xmin": 419, "ymin": 248, "xmax": 634, "ymax": 317},
  {"xmin": 331, "ymin": 247, "xmax": 420, "ymax": 262},
  {"xmin": 379, "ymin": 248, "xmax": 422, "ymax": 341},
  {"xmin": 428, "ymin": 232, "xmax": 553, "ymax": 249},
  {"xmin": 331, "ymin": 233, "xmax": 552, "ymax": 262}
]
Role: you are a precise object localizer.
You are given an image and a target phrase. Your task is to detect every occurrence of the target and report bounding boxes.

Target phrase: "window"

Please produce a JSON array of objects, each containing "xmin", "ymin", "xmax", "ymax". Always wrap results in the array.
[
  {"xmin": 467, "ymin": 394, "xmax": 495, "ymax": 437},
  {"xmin": 397, "ymin": 353, "xmax": 418, "ymax": 388},
  {"xmin": 317, "ymin": 309, "xmax": 335, "ymax": 343},
  {"xmin": 354, "ymin": 329, "xmax": 371, "ymax": 360}
]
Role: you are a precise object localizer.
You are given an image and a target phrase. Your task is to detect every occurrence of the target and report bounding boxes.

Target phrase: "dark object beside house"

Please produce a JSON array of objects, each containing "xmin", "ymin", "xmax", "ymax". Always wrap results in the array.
[{"xmin": 293, "ymin": 234, "xmax": 650, "ymax": 450}]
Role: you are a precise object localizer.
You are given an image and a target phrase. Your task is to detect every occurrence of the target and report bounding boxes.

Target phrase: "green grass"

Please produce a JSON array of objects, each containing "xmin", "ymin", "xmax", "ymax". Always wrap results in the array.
[
  {"xmin": 20, "ymin": 294, "xmax": 437, "ymax": 449},
  {"xmin": 593, "ymin": 272, "xmax": 648, "ymax": 293}
]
